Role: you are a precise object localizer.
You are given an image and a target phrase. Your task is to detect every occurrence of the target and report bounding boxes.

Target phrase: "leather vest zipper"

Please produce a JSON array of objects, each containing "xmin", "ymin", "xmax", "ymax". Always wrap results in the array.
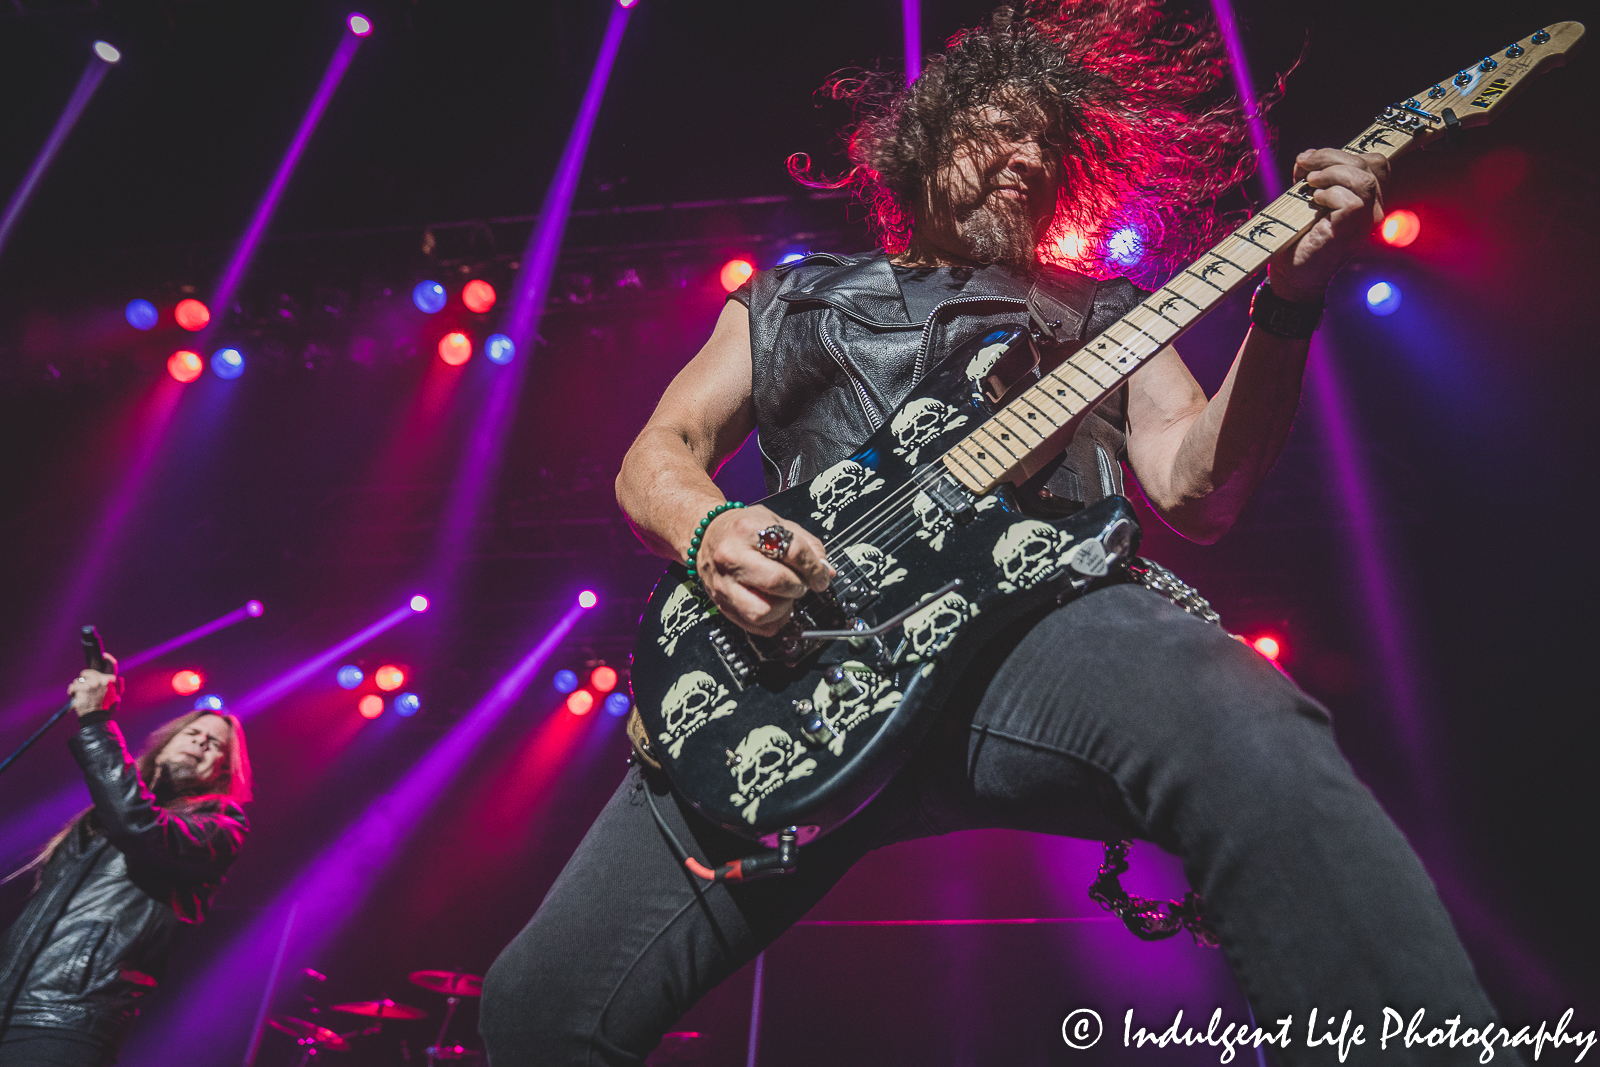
[{"xmin": 910, "ymin": 294, "xmax": 1028, "ymax": 385}]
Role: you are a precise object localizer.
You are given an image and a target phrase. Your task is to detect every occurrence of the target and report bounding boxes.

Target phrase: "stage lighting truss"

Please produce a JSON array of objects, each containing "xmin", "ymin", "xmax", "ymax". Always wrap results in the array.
[{"xmin": 16, "ymin": 192, "xmax": 862, "ymax": 393}]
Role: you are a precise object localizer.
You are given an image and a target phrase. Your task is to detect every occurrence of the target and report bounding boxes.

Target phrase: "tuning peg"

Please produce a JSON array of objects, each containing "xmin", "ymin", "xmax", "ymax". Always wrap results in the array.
[
  {"xmin": 1428, "ymin": 85, "xmax": 1446, "ymax": 98},
  {"xmin": 1531, "ymin": 29, "xmax": 1550, "ymax": 44},
  {"xmin": 1453, "ymin": 71, "xmax": 1473, "ymax": 86},
  {"xmin": 1505, "ymin": 43, "xmax": 1525, "ymax": 58},
  {"xmin": 1478, "ymin": 56, "xmax": 1499, "ymax": 72}
]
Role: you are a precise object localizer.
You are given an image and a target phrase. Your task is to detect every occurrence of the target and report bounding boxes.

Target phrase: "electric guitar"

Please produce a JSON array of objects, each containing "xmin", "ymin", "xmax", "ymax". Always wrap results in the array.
[{"xmin": 630, "ymin": 22, "xmax": 1585, "ymax": 846}]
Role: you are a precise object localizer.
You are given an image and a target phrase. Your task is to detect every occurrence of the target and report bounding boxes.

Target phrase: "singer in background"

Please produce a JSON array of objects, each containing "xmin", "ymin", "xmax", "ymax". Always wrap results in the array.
[{"xmin": 0, "ymin": 659, "xmax": 252, "ymax": 1066}]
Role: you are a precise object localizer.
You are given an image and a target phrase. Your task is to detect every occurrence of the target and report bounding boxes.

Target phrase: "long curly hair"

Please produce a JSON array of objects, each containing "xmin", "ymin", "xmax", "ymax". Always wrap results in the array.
[{"xmin": 791, "ymin": 1, "xmax": 1279, "ymax": 281}]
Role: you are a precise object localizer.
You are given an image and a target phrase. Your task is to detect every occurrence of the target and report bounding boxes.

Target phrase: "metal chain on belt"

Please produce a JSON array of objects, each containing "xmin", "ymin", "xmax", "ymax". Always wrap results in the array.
[
  {"xmin": 1125, "ymin": 556, "xmax": 1223, "ymax": 626},
  {"xmin": 1092, "ymin": 560, "xmax": 1223, "ymax": 948},
  {"xmin": 1089, "ymin": 840, "xmax": 1220, "ymax": 948}
]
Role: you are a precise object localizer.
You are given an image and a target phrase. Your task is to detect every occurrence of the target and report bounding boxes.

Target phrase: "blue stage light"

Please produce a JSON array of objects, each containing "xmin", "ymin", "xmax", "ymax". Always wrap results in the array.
[
  {"xmin": 412, "ymin": 281, "xmax": 447, "ymax": 314},
  {"xmin": 210, "ymin": 348, "xmax": 245, "ymax": 379},
  {"xmin": 1365, "ymin": 281, "xmax": 1402, "ymax": 316},
  {"xmin": 194, "ymin": 694, "xmax": 225, "ymax": 711},
  {"xmin": 1107, "ymin": 225, "xmax": 1144, "ymax": 267},
  {"xmin": 347, "ymin": 13, "xmax": 373, "ymax": 36},
  {"xmin": 604, "ymin": 692, "xmax": 631, "ymax": 717},
  {"xmin": 395, "ymin": 692, "xmax": 421, "ymax": 716},
  {"xmin": 337, "ymin": 665, "xmax": 364, "ymax": 690},
  {"xmin": 778, "ymin": 251, "xmax": 807, "ymax": 265},
  {"xmin": 125, "ymin": 299, "xmax": 158, "ymax": 330},
  {"xmin": 485, "ymin": 334, "xmax": 516, "ymax": 365},
  {"xmin": 93, "ymin": 41, "xmax": 122, "ymax": 64},
  {"xmin": 553, "ymin": 669, "xmax": 579, "ymax": 694}
]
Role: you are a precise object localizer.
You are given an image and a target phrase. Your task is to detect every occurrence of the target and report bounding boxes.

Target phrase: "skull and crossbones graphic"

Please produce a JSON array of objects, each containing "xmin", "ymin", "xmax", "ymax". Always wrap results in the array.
[
  {"xmin": 991, "ymin": 520, "xmax": 1075, "ymax": 593},
  {"xmin": 966, "ymin": 340, "xmax": 1010, "ymax": 383},
  {"xmin": 912, "ymin": 490, "xmax": 1000, "ymax": 552},
  {"xmin": 808, "ymin": 661, "xmax": 902, "ymax": 756},
  {"xmin": 727, "ymin": 725, "xmax": 818, "ymax": 824},
  {"xmin": 889, "ymin": 398, "xmax": 969, "ymax": 466},
  {"xmin": 657, "ymin": 670, "xmax": 738, "ymax": 760},
  {"xmin": 895, "ymin": 591, "xmax": 977, "ymax": 663},
  {"xmin": 809, "ymin": 460, "xmax": 886, "ymax": 531},
  {"xmin": 839, "ymin": 543, "xmax": 908, "ymax": 591},
  {"xmin": 656, "ymin": 581, "xmax": 711, "ymax": 656}
]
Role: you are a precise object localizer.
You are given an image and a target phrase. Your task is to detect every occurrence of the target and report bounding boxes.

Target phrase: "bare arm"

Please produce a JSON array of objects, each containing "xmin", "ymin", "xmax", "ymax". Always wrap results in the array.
[
  {"xmin": 1124, "ymin": 147, "xmax": 1389, "ymax": 543},
  {"xmin": 616, "ymin": 300, "xmax": 832, "ymax": 635}
]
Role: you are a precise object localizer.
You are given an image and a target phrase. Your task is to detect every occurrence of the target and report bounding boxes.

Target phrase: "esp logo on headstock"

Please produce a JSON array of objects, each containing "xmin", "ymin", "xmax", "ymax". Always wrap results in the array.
[{"xmin": 1469, "ymin": 79, "xmax": 1512, "ymax": 109}]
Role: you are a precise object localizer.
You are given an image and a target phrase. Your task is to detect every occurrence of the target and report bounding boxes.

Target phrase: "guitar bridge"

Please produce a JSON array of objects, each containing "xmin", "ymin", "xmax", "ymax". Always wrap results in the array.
[{"xmin": 743, "ymin": 590, "xmax": 848, "ymax": 670}]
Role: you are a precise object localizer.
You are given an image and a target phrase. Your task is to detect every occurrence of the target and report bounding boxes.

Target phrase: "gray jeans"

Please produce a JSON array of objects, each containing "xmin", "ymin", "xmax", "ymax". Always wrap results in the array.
[{"xmin": 480, "ymin": 583, "xmax": 1501, "ymax": 1065}]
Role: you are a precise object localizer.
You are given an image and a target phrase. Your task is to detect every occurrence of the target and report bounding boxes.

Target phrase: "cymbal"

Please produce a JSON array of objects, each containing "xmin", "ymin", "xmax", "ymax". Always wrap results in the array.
[
  {"xmin": 329, "ymin": 998, "xmax": 428, "ymax": 1020},
  {"xmin": 270, "ymin": 1015, "xmax": 350, "ymax": 1050},
  {"xmin": 408, "ymin": 970, "xmax": 484, "ymax": 997}
]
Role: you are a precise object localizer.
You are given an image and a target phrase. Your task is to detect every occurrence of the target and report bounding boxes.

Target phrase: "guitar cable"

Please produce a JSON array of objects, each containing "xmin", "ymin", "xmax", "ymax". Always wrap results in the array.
[{"xmin": 637, "ymin": 762, "xmax": 799, "ymax": 884}]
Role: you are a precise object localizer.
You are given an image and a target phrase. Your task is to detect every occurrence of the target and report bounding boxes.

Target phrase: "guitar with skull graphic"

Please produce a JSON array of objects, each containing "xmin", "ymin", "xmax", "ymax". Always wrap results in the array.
[
  {"xmin": 632, "ymin": 321, "xmax": 1144, "ymax": 844},
  {"xmin": 630, "ymin": 20, "xmax": 1586, "ymax": 845}
]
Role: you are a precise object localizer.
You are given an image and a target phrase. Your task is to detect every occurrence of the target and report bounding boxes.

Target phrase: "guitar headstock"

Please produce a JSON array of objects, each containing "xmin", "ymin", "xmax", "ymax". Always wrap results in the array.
[{"xmin": 1349, "ymin": 22, "xmax": 1585, "ymax": 155}]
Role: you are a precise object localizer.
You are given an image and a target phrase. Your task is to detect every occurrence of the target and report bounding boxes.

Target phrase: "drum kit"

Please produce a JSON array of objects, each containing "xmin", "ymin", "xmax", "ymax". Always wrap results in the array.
[{"xmin": 269, "ymin": 969, "xmax": 486, "ymax": 1065}]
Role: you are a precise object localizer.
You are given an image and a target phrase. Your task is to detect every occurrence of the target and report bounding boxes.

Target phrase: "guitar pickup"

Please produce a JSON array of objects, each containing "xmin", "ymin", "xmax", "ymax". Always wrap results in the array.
[{"xmin": 709, "ymin": 622, "xmax": 757, "ymax": 690}]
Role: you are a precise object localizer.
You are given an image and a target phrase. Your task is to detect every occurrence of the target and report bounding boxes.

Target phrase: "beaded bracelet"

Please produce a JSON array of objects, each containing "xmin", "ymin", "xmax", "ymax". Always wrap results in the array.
[{"xmin": 686, "ymin": 501, "xmax": 745, "ymax": 584}]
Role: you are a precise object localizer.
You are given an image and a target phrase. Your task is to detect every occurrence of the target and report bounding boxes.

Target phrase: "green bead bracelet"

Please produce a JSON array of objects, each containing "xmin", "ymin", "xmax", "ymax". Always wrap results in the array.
[{"xmin": 686, "ymin": 501, "xmax": 745, "ymax": 584}]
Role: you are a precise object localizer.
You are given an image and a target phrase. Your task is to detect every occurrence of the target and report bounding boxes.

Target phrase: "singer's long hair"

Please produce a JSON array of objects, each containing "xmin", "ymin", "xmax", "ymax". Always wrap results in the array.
[
  {"xmin": 789, "ymin": 0, "xmax": 1283, "ymax": 280},
  {"xmin": 6, "ymin": 709, "xmax": 252, "ymax": 889}
]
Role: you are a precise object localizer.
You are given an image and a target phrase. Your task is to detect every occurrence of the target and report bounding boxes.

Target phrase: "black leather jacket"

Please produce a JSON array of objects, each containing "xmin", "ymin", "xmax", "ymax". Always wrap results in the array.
[
  {"xmin": 731, "ymin": 250, "xmax": 1151, "ymax": 507},
  {"xmin": 0, "ymin": 718, "xmax": 248, "ymax": 1045}
]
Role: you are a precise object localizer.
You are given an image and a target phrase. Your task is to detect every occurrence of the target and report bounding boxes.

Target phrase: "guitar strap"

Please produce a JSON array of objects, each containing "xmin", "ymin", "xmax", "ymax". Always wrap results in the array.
[
  {"xmin": 625, "ymin": 708, "xmax": 660, "ymax": 770},
  {"xmin": 1023, "ymin": 269, "xmax": 1098, "ymax": 347}
]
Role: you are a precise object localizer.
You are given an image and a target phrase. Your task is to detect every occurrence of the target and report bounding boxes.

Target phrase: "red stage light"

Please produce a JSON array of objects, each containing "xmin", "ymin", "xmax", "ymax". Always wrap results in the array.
[
  {"xmin": 462, "ymin": 279, "xmax": 497, "ymax": 314},
  {"xmin": 174, "ymin": 298, "xmax": 211, "ymax": 331},
  {"xmin": 1052, "ymin": 229, "xmax": 1087, "ymax": 262},
  {"xmin": 171, "ymin": 670, "xmax": 203, "ymax": 695},
  {"xmin": 1378, "ymin": 210, "xmax": 1420, "ymax": 248},
  {"xmin": 1251, "ymin": 635, "xmax": 1282, "ymax": 661},
  {"xmin": 167, "ymin": 350, "xmax": 204, "ymax": 383},
  {"xmin": 566, "ymin": 690, "xmax": 595, "ymax": 715},
  {"xmin": 358, "ymin": 693, "xmax": 385, "ymax": 718},
  {"xmin": 590, "ymin": 666, "xmax": 618, "ymax": 693},
  {"xmin": 438, "ymin": 332, "xmax": 473, "ymax": 366},
  {"xmin": 374, "ymin": 665, "xmax": 406, "ymax": 692},
  {"xmin": 719, "ymin": 259, "xmax": 754, "ymax": 293}
]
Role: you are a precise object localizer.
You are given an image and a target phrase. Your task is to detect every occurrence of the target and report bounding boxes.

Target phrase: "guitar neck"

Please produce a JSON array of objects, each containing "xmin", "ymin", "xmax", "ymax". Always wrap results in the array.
[{"xmin": 938, "ymin": 121, "xmax": 1420, "ymax": 496}]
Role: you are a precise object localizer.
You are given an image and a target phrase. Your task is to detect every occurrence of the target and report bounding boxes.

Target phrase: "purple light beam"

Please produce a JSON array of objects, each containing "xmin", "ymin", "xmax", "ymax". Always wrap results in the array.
[
  {"xmin": 207, "ymin": 28, "xmax": 364, "ymax": 327},
  {"xmin": 429, "ymin": 2, "xmax": 631, "ymax": 596},
  {"xmin": 504, "ymin": 2, "xmax": 632, "ymax": 354},
  {"xmin": 1, "ymin": 597, "xmax": 260, "ymax": 732},
  {"xmin": 1208, "ymin": 0, "xmax": 1279, "ymax": 195},
  {"xmin": 120, "ymin": 600, "xmax": 264, "ymax": 672},
  {"xmin": 1208, "ymin": 0, "xmax": 1431, "ymax": 774},
  {"xmin": 0, "ymin": 55, "xmax": 112, "ymax": 265},
  {"xmin": 122, "ymin": 601, "xmax": 592, "ymax": 1065},
  {"xmin": 230, "ymin": 598, "xmax": 421, "ymax": 720},
  {"xmin": 13, "ymin": 379, "xmax": 186, "ymax": 709},
  {"xmin": 903, "ymin": 0, "xmax": 923, "ymax": 85}
]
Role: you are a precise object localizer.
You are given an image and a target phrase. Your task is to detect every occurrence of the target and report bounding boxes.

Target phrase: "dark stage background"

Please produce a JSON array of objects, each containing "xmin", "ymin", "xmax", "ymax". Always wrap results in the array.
[{"xmin": 0, "ymin": 1, "xmax": 1595, "ymax": 1064}]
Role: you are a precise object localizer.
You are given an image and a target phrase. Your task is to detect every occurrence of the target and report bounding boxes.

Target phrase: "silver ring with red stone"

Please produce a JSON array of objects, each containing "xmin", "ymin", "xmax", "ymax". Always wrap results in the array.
[{"xmin": 755, "ymin": 524, "xmax": 794, "ymax": 561}]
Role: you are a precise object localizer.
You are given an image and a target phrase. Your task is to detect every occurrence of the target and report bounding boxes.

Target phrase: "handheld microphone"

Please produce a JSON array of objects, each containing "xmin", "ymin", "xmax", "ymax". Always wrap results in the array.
[{"xmin": 81, "ymin": 625, "xmax": 112, "ymax": 675}]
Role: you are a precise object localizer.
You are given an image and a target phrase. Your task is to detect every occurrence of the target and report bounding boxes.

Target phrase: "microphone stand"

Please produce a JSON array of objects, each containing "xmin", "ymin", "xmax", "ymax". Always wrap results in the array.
[
  {"xmin": 0, "ymin": 625, "xmax": 111, "ymax": 779},
  {"xmin": 0, "ymin": 699, "xmax": 76, "ymax": 779}
]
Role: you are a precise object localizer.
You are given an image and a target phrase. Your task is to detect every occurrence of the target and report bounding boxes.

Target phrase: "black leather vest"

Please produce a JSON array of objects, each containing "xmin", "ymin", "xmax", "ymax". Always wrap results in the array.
[{"xmin": 732, "ymin": 251, "xmax": 1151, "ymax": 509}]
